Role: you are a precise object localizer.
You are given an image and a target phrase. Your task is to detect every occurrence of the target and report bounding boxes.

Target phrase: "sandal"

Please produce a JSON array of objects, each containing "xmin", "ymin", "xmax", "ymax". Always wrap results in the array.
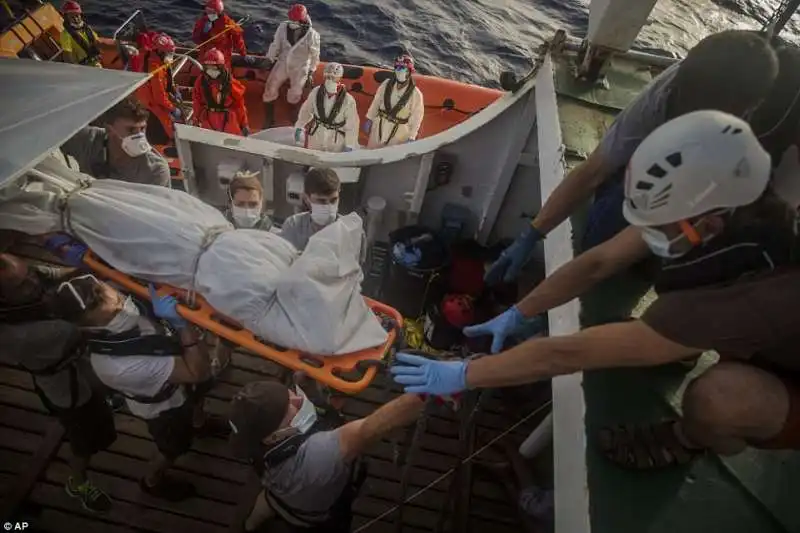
[{"xmin": 596, "ymin": 421, "xmax": 703, "ymax": 470}]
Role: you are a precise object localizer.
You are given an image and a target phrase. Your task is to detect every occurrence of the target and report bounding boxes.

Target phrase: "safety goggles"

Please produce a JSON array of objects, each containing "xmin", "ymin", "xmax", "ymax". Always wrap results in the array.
[
  {"xmin": 394, "ymin": 64, "xmax": 408, "ymax": 72},
  {"xmin": 57, "ymin": 274, "xmax": 100, "ymax": 310}
]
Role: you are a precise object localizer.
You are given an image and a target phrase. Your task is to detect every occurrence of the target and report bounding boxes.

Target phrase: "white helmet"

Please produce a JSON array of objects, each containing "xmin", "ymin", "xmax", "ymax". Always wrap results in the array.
[
  {"xmin": 623, "ymin": 110, "xmax": 771, "ymax": 227},
  {"xmin": 323, "ymin": 62, "xmax": 344, "ymax": 79}
]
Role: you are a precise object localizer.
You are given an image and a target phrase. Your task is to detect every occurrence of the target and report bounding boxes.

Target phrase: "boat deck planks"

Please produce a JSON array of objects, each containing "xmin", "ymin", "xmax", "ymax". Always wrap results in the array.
[{"xmin": 0, "ymin": 348, "xmax": 547, "ymax": 532}]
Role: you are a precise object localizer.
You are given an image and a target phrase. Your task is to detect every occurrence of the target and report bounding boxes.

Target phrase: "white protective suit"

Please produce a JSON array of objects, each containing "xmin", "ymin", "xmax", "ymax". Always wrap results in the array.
[
  {"xmin": 366, "ymin": 77, "xmax": 424, "ymax": 147},
  {"xmin": 295, "ymin": 85, "xmax": 359, "ymax": 152},
  {"xmin": 262, "ymin": 20, "xmax": 321, "ymax": 105}
]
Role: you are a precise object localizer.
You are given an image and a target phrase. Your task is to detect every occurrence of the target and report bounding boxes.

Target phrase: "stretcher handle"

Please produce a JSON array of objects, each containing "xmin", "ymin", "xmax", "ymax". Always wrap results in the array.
[{"xmin": 82, "ymin": 252, "xmax": 402, "ymax": 394}]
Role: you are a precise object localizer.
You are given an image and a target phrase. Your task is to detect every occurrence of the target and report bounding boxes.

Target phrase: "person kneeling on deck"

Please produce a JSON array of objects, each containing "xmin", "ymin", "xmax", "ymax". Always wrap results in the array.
[
  {"xmin": 59, "ymin": 1, "xmax": 102, "ymax": 68},
  {"xmin": 364, "ymin": 53, "xmax": 424, "ymax": 147},
  {"xmin": 262, "ymin": 4, "xmax": 321, "ymax": 128},
  {"xmin": 0, "ymin": 253, "xmax": 114, "ymax": 513},
  {"xmin": 193, "ymin": 47, "xmax": 251, "ymax": 137},
  {"xmin": 135, "ymin": 33, "xmax": 185, "ymax": 140},
  {"xmin": 61, "ymin": 97, "xmax": 171, "ymax": 187},
  {"xmin": 294, "ymin": 62, "xmax": 359, "ymax": 152},
  {"xmin": 392, "ymin": 110, "xmax": 800, "ymax": 464},
  {"xmin": 52, "ymin": 273, "xmax": 224, "ymax": 500},
  {"xmin": 230, "ymin": 380, "xmax": 425, "ymax": 532},
  {"xmin": 225, "ymin": 171, "xmax": 273, "ymax": 230},
  {"xmin": 484, "ymin": 30, "xmax": 779, "ymax": 321}
]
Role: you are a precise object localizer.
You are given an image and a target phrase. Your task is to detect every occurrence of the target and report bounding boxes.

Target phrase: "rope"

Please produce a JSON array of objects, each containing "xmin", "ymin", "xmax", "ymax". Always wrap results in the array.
[
  {"xmin": 352, "ymin": 398, "xmax": 553, "ymax": 533},
  {"xmin": 187, "ymin": 225, "xmax": 230, "ymax": 306},
  {"xmin": 57, "ymin": 179, "xmax": 92, "ymax": 236}
]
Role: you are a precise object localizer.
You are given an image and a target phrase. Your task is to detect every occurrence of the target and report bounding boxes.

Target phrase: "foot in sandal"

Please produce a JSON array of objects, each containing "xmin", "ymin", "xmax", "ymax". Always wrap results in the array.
[{"xmin": 596, "ymin": 420, "xmax": 705, "ymax": 469}]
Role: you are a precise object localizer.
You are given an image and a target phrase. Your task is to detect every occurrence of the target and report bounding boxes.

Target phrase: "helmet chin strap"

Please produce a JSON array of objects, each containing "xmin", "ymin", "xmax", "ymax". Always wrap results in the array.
[{"xmin": 678, "ymin": 219, "xmax": 703, "ymax": 246}]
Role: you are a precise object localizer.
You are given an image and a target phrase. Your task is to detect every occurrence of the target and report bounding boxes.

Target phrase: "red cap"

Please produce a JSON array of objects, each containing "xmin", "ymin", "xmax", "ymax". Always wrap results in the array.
[
  {"xmin": 153, "ymin": 33, "xmax": 176, "ymax": 54},
  {"xmin": 205, "ymin": 0, "xmax": 223, "ymax": 13},
  {"xmin": 62, "ymin": 0, "xmax": 82, "ymax": 14},
  {"xmin": 288, "ymin": 4, "xmax": 308, "ymax": 23},
  {"xmin": 202, "ymin": 47, "xmax": 226, "ymax": 65}
]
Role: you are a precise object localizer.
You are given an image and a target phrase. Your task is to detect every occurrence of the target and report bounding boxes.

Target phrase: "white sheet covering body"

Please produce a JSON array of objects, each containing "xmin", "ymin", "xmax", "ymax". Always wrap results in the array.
[{"xmin": 0, "ymin": 155, "xmax": 388, "ymax": 355}]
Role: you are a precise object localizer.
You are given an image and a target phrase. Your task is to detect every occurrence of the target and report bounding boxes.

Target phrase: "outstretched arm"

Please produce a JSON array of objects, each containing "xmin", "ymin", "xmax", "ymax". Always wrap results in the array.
[{"xmin": 338, "ymin": 394, "xmax": 425, "ymax": 460}]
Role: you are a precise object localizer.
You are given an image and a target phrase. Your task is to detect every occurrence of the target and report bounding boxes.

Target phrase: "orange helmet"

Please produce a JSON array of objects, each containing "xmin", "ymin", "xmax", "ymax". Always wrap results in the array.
[
  {"xmin": 202, "ymin": 48, "xmax": 226, "ymax": 66},
  {"xmin": 205, "ymin": 0, "xmax": 223, "ymax": 13},
  {"xmin": 153, "ymin": 33, "xmax": 176, "ymax": 54},
  {"xmin": 288, "ymin": 4, "xmax": 308, "ymax": 23},
  {"xmin": 62, "ymin": 0, "xmax": 82, "ymax": 14}
]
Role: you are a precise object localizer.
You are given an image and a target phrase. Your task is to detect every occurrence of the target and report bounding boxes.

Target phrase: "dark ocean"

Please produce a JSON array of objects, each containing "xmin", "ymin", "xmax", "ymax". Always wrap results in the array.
[{"xmin": 82, "ymin": 0, "xmax": 797, "ymax": 88}]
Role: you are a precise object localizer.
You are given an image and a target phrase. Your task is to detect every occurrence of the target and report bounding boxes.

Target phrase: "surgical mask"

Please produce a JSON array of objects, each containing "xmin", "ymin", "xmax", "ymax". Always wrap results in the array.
[
  {"xmin": 324, "ymin": 79, "xmax": 338, "ymax": 94},
  {"xmin": 290, "ymin": 386, "xmax": 318, "ymax": 434},
  {"xmin": 206, "ymin": 67, "xmax": 221, "ymax": 79},
  {"xmin": 207, "ymin": 12, "xmax": 218, "ymax": 21},
  {"xmin": 639, "ymin": 227, "xmax": 689, "ymax": 259},
  {"xmin": 232, "ymin": 205, "xmax": 261, "ymax": 228},
  {"xmin": 395, "ymin": 68, "xmax": 408, "ymax": 83},
  {"xmin": 104, "ymin": 296, "xmax": 140, "ymax": 334},
  {"xmin": 163, "ymin": 53, "xmax": 175, "ymax": 64},
  {"xmin": 120, "ymin": 132, "xmax": 150, "ymax": 158},
  {"xmin": 288, "ymin": 21, "xmax": 300, "ymax": 31},
  {"xmin": 310, "ymin": 201, "xmax": 338, "ymax": 226}
]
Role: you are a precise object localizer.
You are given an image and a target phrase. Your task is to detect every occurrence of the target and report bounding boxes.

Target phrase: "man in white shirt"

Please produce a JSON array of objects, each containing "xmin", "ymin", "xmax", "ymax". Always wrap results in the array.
[{"xmin": 53, "ymin": 273, "xmax": 216, "ymax": 501}]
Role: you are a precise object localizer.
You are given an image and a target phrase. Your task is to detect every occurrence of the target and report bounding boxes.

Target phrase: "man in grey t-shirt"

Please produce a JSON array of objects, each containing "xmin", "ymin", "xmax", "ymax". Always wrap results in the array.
[
  {"xmin": 61, "ymin": 97, "xmax": 171, "ymax": 187},
  {"xmin": 228, "ymin": 380, "xmax": 425, "ymax": 532}
]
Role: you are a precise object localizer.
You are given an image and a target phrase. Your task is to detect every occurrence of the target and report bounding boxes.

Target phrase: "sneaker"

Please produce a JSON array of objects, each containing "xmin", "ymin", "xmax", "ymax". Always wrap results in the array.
[
  {"xmin": 140, "ymin": 476, "xmax": 196, "ymax": 502},
  {"xmin": 65, "ymin": 477, "xmax": 112, "ymax": 513}
]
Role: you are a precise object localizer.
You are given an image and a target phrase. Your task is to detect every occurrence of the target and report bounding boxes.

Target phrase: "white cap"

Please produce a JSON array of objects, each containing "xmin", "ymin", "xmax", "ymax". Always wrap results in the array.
[{"xmin": 623, "ymin": 110, "xmax": 771, "ymax": 227}]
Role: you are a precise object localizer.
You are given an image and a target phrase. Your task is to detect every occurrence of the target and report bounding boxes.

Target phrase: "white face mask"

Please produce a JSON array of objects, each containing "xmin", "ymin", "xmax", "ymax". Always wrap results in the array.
[
  {"xmin": 290, "ymin": 386, "xmax": 318, "ymax": 434},
  {"xmin": 639, "ymin": 227, "xmax": 688, "ymax": 259},
  {"xmin": 104, "ymin": 296, "xmax": 140, "ymax": 334},
  {"xmin": 323, "ymin": 79, "xmax": 338, "ymax": 94},
  {"xmin": 395, "ymin": 69, "xmax": 408, "ymax": 83},
  {"xmin": 288, "ymin": 21, "xmax": 300, "ymax": 31},
  {"xmin": 206, "ymin": 67, "xmax": 221, "ymax": 79},
  {"xmin": 120, "ymin": 132, "xmax": 150, "ymax": 158},
  {"xmin": 232, "ymin": 205, "xmax": 261, "ymax": 228},
  {"xmin": 207, "ymin": 12, "xmax": 218, "ymax": 21},
  {"xmin": 310, "ymin": 201, "xmax": 338, "ymax": 226},
  {"xmin": 164, "ymin": 53, "xmax": 175, "ymax": 64}
]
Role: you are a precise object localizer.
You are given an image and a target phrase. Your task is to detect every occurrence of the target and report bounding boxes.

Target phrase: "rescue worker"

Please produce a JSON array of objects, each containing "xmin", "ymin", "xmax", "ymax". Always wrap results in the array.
[
  {"xmin": 192, "ymin": 0, "xmax": 246, "ymax": 70},
  {"xmin": 364, "ymin": 53, "xmax": 424, "ymax": 147},
  {"xmin": 262, "ymin": 4, "xmax": 321, "ymax": 129},
  {"xmin": 61, "ymin": 97, "xmax": 171, "ymax": 186},
  {"xmin": 59, "ymin": 1, "xmax": 101, "ymax": 67},
  {"xmin": 229, "ymin": 379, "xmax": 425, "ymax": 532},
  {"xmin": 294, "ymin": 62, "xmax": 359, "ymax": 152},
  {"xmin": 193, "ymin": 48, "xmax": 250, "ymax": 136},
  {"xmin": 52, "ymin": 271, "xmax": 222, "ymax": 500},
  {"xmin": 484, "ymin": 30, "xmax": 778, "ymax": 320},
  {"xmin": 392, "ymin": 110, "xmax": 800, "ymax": 463},
  {"xmin": 136, "ymin": 33, "xmax": 184, "ymax": 140},
  {"xmin": 0, "ymin": 251, "xmax": 114, "ymax": 513},
  {"xmin": 225, "ymin": 171, "xmax": 273, "ymax": 230}
]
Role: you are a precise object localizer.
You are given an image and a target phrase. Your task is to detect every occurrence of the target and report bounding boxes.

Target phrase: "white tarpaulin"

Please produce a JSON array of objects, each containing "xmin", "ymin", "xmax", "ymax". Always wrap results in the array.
[{"xmin": 0, "ymin": 154, "xmax": 388, "ymax": 355}]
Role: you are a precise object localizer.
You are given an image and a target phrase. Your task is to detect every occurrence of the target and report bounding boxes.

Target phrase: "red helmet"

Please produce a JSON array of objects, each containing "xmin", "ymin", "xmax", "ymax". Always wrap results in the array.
[
  {"xmin": 205, "ymin": 0, "xmax": 223, "ymax": 13},
  {"xmin": 395, "ymin": 53, "xmax": 416, "ymax": 73},
  {"xmin": 440, "ymin": 294, "xmax": 475, "ymax": 328},
  {"xmin": 153, "ymin": 33, "xmax": 176, "ymax": 54},
  {"xmin": 202, "ymin": 48, "xmax": 226, "ymax": 65},
  {"xmin": 61, "ymin": 0, "xmax": 82, "ymax": 14},
  {"xmin": 288, "ymin": 4, "xmax": 308, "ymax": 23}
]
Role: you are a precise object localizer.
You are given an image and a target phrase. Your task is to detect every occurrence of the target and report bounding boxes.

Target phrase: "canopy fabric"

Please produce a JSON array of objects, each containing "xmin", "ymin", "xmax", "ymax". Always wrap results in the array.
[{"xmin": 0, "ymin": 58, "xmax": 148, "ymax": 189}]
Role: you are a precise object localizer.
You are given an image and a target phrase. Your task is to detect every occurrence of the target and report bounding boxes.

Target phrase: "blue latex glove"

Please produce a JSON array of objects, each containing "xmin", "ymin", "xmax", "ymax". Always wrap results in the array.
[
  {"xmin": 44, "ymin": 234, "xmax": 88, "ymax": 267},
  {"xmin": 362, "ymin": 119, "xmax": 372, "ymax": 134},
  {"xmin": 463, "ymin": 305, "xmax": 534, "ymax": 354},
  {"xmin": 294, "ymin": 128, "xmax": 304, "ymax": 144},
  {"xmin": 169, "ymin": 108, "xmax": 182, "ymax": 121},
  {"xmin": 343, "ymin": 146, "xmax": 354, "ymax": 152},
  {"xmin": 203, "ymin": 20, "xmax": 213, "ymax": 34},
  {"xmin": 241, "ymin": 126, "xmax": 250, "ymax": 137},
  {"xmin": 389, "ymin": 352, "xmax": 468, "ymax": 395},
  {"xmin": 148, "ymin": 284, "xmax": 187, "ymax": 330},
  {"xmin": 485, "ymin": 224, "xmax": 543, "ymax": 285}
]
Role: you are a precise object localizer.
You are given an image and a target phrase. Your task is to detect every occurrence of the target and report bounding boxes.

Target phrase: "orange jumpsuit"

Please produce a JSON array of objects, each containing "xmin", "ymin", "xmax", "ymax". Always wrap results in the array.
[
  {"xmin": 136, "ymin": 53, "xmax": 181, "ymax": 138},
  {"xmin": 192, "ymin": 75, "xmax": 249, "ymax": 135},
  {"xmin": 192, "ymin": 14, "xmax": 246, "ymax": 70}
]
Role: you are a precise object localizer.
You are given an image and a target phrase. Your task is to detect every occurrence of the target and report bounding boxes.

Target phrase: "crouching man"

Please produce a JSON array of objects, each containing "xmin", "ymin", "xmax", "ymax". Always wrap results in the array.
[{"xmin": 229, "ymin": 380, "xmax": 425, "ymax": 532}]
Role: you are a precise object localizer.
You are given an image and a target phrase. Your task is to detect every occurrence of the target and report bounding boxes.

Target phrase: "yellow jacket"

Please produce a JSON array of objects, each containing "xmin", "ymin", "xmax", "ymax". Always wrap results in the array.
[{"xmin": 60, "ymin": 25, "xmax": 101, "ymax": 67}]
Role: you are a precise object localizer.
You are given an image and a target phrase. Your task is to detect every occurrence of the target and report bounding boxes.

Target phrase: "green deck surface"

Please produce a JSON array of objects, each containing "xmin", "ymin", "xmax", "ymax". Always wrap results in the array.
[{"xmin": 554, "ymin": 53, "xmax": 799, "ymax": 533}]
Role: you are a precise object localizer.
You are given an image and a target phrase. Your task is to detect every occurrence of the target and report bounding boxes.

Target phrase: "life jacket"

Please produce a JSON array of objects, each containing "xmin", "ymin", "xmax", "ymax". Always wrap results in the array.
[
  {"xmin": 308, "ymin": 87, "xmax": 348, "ymax": 138},
  {"xmin": 143, "ymin": 52, "xmax": 179, "ymax": 105},
  {"xmin": 377, "ymin": 76, "xmax": 416, "ymax": 143},
  {"xmin": 65, "ymin": 23, "xmax": 101, "ymax": 66},
  {"xmin": 27, "ymin": 325, "xmax": 85, "ymax": 411},
  {"xmin": 200, "ymin": 74, "xmax": 233, "ymax": 129},
  {"xmin": 654, "ymin": 222, "xmax": 796, "ymax": 294}
]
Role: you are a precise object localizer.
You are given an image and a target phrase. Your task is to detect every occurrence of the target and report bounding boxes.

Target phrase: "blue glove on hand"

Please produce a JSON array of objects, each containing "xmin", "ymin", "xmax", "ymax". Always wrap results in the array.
[
  {"xmin": 203, "ymin": 21, "xmax": 213, "ymax": 34},
  {"xmin": 463, "ymin": 305, "xmax": 532, "ymax": 354},
  {"xmin": 389, "ymin": 352, "xmax": 468, "ymax": 395},
  {"xmin": 362, "ymin": 119, "xmax": 372, "ymax": 134},
  {"xmin": 169, "ymin": 108, "xmax": 182, "ymax": 121},
  {"xmin": 294, "ymin": 128, "xmax": 304, "ymax": 144},
  {"xmin": 485, "ymin": 224, "xmax": 543, "ymax": 286},
  {"xmin": 148, "ymin": 284, "xmax": 187, "ymax": 330},
  {"xmin": 44, "ymin": 234, "xmax": 88, "ymax": 267},
  {"xmin": 343, "ymin": 146, "xmax": 354, "ymax": 152}
]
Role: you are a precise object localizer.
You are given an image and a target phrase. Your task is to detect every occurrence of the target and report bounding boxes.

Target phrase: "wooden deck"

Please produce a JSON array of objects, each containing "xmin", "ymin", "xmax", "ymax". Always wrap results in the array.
[{"xmin": 0, "ymin": 347, "xmax": 550, "ymax": 533}]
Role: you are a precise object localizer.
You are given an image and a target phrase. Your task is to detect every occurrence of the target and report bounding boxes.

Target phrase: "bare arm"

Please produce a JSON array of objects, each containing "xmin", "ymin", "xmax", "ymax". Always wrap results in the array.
[
  {"xmin": 532, "ymin": 148, "xmax": 614, "ymax": 235},
  {"xmin": 168, "ymin": 326, "xmax": 211, "ymax": 384},
  {"xmin": 465, "ymin": 320, "xmax": 698, "ymax": 389},
  {"xmin": 516, "ymin": 226, "xmax": 650, "ymax": 318},
  {"xmin": 338, "ymin": 394, "xmax": 425, "ymax": 461}
]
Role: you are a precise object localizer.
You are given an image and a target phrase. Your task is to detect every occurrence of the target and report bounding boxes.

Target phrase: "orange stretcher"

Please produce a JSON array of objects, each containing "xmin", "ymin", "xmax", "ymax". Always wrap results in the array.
[{"xmin": 83, "ymin": 252, "xmax": 402, "ymax": 394}]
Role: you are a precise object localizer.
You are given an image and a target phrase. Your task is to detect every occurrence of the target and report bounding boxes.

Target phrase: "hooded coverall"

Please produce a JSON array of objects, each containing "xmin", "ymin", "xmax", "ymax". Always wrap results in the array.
[
  {"xmin": 262, "ymin": 20, "xmax": 320, "ymax": 105},
  {"xmin": 295, "ymin": 85, "xmax": 359, "ymax": 152},
  {"xmin": 192, "ymin": 13, "xmax": 246, "ymax": 70}
]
